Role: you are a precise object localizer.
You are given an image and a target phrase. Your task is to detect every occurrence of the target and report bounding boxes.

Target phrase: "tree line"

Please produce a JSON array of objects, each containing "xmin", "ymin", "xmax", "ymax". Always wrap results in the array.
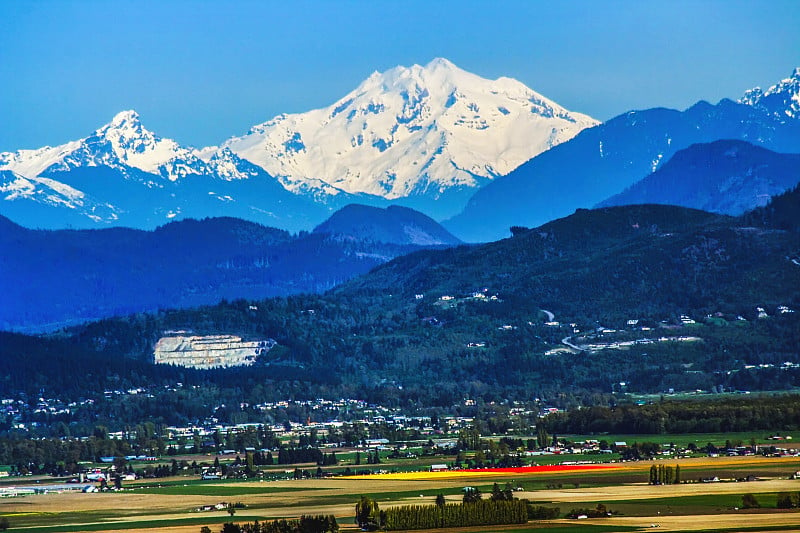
[
  {"xmin": 202, "ymin": 514, "xmax": 338, "ymax": 533},
  {"xmin": 649, "ymin": 464, "xmax": 681, "ymax": 485},
  {"xmin": 542, "ymin": 395, "xmax": 800, "ymax": 434},
  {"xmin": 355, "ymin": 495, "xmax": 528, "ymax": 531}
]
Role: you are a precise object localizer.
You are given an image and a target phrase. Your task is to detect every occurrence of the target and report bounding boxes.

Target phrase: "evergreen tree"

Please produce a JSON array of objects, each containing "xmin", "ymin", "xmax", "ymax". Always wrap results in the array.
[
  {"xmin": 536, "ymin": 426, "xmax": 549, "ymax": 449},
  {"xmin": 777, "ymin": 492, "xmax": 794, "ymax": 508},
  {"xmin": 742, "ymin": 493, "xmax": 760, "ymax": 509},
  {"xmin": 491, "ymin": 483, "xmax": 504, "ymax": 501},
  {"xmin": 463, "ymin": 487, "xmax": 482, "ymax": 503}
]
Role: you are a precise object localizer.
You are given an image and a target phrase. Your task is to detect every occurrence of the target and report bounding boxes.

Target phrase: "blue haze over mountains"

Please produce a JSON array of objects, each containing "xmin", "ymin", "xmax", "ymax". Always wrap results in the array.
[
  {"xmin": 0, "ymin": 205, "xmax": 459, "ymax": 332},
  {"xmin": 446, "ymin": 95, "xmax": 800, "ymax": 241},
  {"xmin": 1, "ymin": 63, "xmax": 799, "ymax": 243},
  {"xmin": 1, "ymin": 63, "xmax": 800, "ymax": 333},
  {"xmin": 599, "ymin": 140, "xmax": 800, "ymax": 215}
]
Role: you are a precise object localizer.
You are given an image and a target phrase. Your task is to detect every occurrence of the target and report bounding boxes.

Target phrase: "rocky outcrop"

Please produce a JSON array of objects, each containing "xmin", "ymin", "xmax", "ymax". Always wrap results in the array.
[{"xmin": 153, "ymin": 334, "xmax": 274, "ymax": 369}]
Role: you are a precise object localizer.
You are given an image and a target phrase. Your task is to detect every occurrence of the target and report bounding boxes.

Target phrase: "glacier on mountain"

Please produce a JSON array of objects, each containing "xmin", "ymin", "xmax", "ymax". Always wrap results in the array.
[{"xmin": 223, "ymin": 58, "xmax": 598, "ymax": 201}]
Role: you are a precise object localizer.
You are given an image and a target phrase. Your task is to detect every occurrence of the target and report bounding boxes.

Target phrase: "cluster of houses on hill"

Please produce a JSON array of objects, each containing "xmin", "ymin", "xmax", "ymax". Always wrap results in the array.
[
  {"xmin": 2, "ymin": 396, "xmax": 95, "ymax": 431},
  {"xmin": 3, "ymin": 384, "xmax": 550, "ymax": 444},
  {"xmin": 161, "ymin": 413, "xmax": 479, "ymax": 452}
]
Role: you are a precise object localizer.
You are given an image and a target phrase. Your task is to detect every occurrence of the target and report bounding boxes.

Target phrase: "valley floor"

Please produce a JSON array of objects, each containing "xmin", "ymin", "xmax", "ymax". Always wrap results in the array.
[{"xmin": 1, "ymin": 456, "xmax": 799, "ymax": 532}]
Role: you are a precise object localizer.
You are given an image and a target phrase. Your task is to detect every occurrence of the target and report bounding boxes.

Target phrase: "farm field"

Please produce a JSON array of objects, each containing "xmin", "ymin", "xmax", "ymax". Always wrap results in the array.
[{"xmin": 1, "ymin": 455, "xmax": 799, "ymax": 532}]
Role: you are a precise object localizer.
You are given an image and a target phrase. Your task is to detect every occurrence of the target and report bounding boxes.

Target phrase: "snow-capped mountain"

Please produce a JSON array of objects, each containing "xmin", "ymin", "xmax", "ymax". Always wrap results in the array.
[
  {"xmin": 0, "ymin": 110, "xmax": 252, "ymax": 185},
  {"xmin": 1, "ymin": 59, "xmax": 596, "ymax": 229},
  {"xmin": 740, "ymin": 67, "xmax": 800, "ymax": 121},
  {"xmin": 447, "ymin": 71, "xmax": 800, "ymax": 242},
  {"xmin": 0, "ymin": 111, "xmax": 333, "ymax": 230},
  {"xmin": 224, "ymin": 58, "xmax": 597, "ymax": 215},
  {"xmin": 0, "ymin": 169, "xmax": 117, "ymax": 224}
]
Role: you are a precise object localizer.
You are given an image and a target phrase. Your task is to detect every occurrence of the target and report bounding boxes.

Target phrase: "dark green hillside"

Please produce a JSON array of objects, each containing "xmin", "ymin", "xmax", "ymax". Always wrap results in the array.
[
  {"xmin": 344, "ymin": 204, "xmax": 797, "ymax": 323},
  {"xmin": 0, "ymin": 213, "xmax": 446, "ymax": 332},
  {"xmin": 742, "ymin": 183, "xmax": 800, "ymax": 233},
  {"xmin": 2, "ymin": 203, "xmax": 798, "ymax": 416}
]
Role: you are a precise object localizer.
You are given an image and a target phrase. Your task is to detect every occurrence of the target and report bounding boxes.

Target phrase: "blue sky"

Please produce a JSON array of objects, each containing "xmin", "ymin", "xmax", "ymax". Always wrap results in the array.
[{"xmin": 1, "ymin": 0, "xmax": 799, "ymax": 151}]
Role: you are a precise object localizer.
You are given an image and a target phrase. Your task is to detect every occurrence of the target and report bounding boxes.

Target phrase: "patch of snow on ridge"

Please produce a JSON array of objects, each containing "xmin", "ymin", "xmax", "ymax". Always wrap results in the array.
[{"xmin": 739, "ymin": 67, "xmax": 800, "ymax": 120}]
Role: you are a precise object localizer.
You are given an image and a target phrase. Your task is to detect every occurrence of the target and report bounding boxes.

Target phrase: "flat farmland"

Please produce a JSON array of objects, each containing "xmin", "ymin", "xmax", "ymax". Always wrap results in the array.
[{"xmin": 0, "ymin": 455, "xmax": 798, "ymax": 532}]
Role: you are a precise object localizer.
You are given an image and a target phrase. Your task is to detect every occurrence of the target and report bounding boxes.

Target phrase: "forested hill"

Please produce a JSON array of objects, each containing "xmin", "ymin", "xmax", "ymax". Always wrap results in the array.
[
  {"xmin": 742, "ymin": 183, "xmax": 800, "ymax": 233},
  {"xmin": 313, "ymin": 204, "xmax": 462, "ymax": 245},
  {"xmin": 340, "ymin": 203, "xmax": 799, "ymax": 323},
  {"xmin": 0, "ymin": 214, "xmax": 444, "ymax": 331},
  {"xmin": 598, "ymin": 140, "xmax": 800, "ymax": 216},
  {"xmin": 2, "ymin": 202, "xmax": 798, "ymax": 408}
]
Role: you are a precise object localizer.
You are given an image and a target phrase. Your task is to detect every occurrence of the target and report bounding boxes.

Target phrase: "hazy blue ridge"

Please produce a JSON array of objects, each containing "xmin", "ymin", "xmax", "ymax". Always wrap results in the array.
[
  {"xmin": 598, "ymin": 140, "xmax": 800, "ymax": 214},
  {"xmin": 445, "ymin": 99, "xmax": 800, "ymax": 242}
]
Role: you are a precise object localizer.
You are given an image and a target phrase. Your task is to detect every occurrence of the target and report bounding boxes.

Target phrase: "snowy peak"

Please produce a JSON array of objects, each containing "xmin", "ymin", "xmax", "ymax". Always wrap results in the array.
[
  {"xmin": 203, "ymin": 147, "xmax": 265, "ymax": 181},
  {"xmin": 739, "ymin": 67, "xmax": 800, "ymax": 120},
  {"xmin": 0, "ymin": 110, "xmax": 261, "ymax": 183},
  {"xmin": 0, "ymin": 109, "xmax": 199, "ymax": 180},
  {"xmin": 86, "ymin": 109, "xmax": 203, "ymax": 178},
  {"xmin": 108, "ymin": 109, "xmax": 141, "ymax": 127},
  {"xmin": 360, "ymin": 57, "xmax": 472, "ymax": 94},
  {"xmin": 225, "ymin": 58, "xmax": 597, "ymax": 203},
  {"xmin": 0, "ymin": 111, "xmax": 288, "ymax": 227}
]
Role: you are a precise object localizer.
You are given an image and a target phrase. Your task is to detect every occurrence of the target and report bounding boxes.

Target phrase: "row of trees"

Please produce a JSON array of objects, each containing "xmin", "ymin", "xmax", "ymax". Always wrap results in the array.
[
  {"xmin": 201, "ymin": 514, "xmax": 338, "ymax": 533},
  {"xmin": 649, "ymin": 464, "xmax": 681, "ymax": 485},
  {"xmin": 355, "ymin": 495, "xmax": 528, "ymax": 531},
  {"xmin": 543, "ymin": 395, "xmax": 800, "ymax": 435},
  {"xmin": 566, "ymin": 503, "xmax": 613, "ymax": 519},
  {"xmin": 743, "ymin": 492, "xmax": 800, "ymax": 509},
  {"xmin": 274, "ymin": 447, "xmax": 323, "ymax": 465},
  {"xmin": 385, "ymin": 500, "xmax": 529, "ymax": 530},
  {"xmin": 0, "ymin": 431, "xmax": 345, "ymax": 476}
]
